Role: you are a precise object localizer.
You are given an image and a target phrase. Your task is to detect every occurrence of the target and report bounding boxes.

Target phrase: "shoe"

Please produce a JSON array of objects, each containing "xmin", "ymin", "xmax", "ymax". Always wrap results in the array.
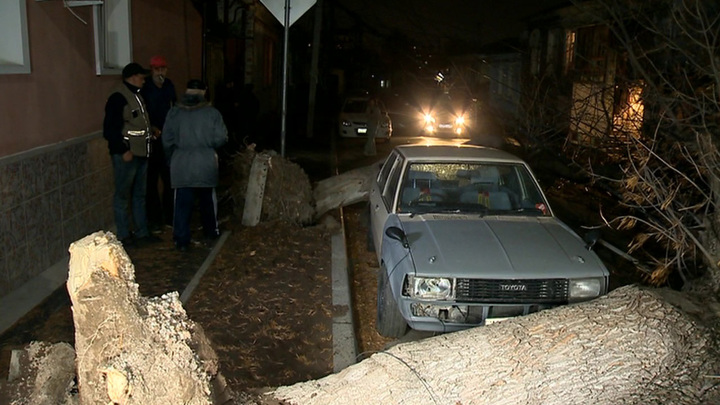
[{"xmin": 148, "ymin": 223, "xmax": 163, "ymax": 234}]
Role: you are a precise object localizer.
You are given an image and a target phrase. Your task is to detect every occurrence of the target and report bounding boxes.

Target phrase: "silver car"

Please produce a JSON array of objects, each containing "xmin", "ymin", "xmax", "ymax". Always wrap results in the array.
[
  {"xmin": 368, "ymin": 144, "xmax": 609, "ymax": 337},
  {"xmin": 338, "ymin": 97, "xmax": 392, "ymax": 140}
]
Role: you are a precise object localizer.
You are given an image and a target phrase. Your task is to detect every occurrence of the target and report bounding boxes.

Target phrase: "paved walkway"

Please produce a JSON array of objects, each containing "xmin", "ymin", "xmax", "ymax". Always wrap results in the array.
[{"xmin": 0, "ymin": 138, "xmax": 358, "ymax": 376}]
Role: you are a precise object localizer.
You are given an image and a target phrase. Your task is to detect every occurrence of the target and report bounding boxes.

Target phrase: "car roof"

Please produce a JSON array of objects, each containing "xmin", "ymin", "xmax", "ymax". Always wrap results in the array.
[{"xmin": 394, "ymin": 143, "xmax": 526, "ymax": 164}]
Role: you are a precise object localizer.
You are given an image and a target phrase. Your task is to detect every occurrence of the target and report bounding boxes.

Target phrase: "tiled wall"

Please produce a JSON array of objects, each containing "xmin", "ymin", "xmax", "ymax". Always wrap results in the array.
[{"xmin": 0, "ymin": 133, "xmax": 114, "ymax": 299}]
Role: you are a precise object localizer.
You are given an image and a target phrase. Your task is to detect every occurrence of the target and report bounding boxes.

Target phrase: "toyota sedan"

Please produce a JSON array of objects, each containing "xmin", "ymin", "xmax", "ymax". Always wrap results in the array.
[{"xmin": 368, "ymin": 144, "xmax": 609, "ymax": 337}]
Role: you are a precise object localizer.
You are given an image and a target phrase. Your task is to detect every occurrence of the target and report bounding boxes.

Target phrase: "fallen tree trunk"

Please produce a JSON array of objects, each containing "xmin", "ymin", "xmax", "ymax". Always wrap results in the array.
[
  {"xmin": 67, "ymin": 231, "xmax": 232, "ymax": 404},
  {"xmin": 1, "ymin": 342, "xmax": 76, "ymax": 405},
  {"xmin": 313, "ymin": 163, "xmax": 379, "ymax": 219},
  {"xmin": 272, "ymin": 285, "xmax": 720, "ymax": 404}
]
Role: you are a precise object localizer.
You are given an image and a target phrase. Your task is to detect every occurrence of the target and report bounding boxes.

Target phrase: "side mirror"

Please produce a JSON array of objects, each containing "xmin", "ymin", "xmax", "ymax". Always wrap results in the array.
[
  {"xmin": 385, "ymin": 226, "xmax": 410, "ymax": 249},
  {"xmin": 583, "ymin": 229, "xmax": 600, "ymax": 251}
]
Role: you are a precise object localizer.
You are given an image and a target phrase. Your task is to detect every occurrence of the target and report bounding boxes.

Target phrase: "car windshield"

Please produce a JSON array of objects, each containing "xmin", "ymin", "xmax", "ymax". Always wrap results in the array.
[
  {"xmin": 396, "ymin": 162, "xmax": 550, "ymax": 216},
  {"xmin": 343, "ymin": 99, "xmax": 368, "ymax": 113}
]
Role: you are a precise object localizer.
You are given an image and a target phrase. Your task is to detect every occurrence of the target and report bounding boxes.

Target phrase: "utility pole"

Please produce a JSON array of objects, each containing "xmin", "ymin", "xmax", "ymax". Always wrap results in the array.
[{"xmin": 306, "ymin": 0, "xmax": 323, "ymax": 139}]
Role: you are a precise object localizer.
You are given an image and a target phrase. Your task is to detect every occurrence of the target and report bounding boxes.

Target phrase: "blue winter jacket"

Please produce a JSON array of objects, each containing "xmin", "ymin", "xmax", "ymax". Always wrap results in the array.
[{"xmin": 162, "ymin": 95, "xmax": 228, "ymax": 188}]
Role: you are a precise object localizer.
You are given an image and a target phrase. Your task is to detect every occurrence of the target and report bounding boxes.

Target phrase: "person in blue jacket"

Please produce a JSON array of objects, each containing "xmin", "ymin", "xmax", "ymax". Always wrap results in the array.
[{"xmin": 162, "ymin": 79, "xmax": 228, "ymax": 251}]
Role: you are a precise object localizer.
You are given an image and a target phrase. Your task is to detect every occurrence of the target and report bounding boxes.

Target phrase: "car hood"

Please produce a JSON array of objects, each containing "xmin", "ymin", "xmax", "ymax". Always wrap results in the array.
[{"xmin": 398, "ymin": 214, "xmax": 608, "ymax": 279}]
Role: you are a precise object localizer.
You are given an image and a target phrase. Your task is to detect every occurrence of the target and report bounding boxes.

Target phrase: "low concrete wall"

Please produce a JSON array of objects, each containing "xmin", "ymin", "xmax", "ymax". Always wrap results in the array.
[{"xmin": 0, "ymin": 132, "xmax": 114, "ymax": 299}]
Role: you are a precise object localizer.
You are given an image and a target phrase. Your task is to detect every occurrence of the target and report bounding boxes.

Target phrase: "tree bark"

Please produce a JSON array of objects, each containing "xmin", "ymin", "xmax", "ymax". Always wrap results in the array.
[
  {"xmin": 313, "ymin": 164, "xmax": 378, "ymax": 219},
  {"xmin": 67, "ymin": 231, "xmax": 225, "ymax": 405},
  {"xmin": 1, "ymin": 342, "xmax": 76, "ymax": 405},
  {"xmin": 271, "ymin": 285, "xmax": 720, "ymax": 405}
]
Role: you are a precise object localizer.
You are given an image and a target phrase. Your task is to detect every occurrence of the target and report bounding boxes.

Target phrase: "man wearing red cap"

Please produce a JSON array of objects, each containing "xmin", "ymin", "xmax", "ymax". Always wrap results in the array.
[{"xmin": 142, "ymin": 55, "xmax": 177, "ymax": 232}]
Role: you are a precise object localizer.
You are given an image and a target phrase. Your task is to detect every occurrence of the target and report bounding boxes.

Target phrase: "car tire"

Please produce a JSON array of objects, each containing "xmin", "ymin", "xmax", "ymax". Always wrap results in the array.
[{"xmin": 376, "ymin": 266, "xmax": 407, "ymax": 338}]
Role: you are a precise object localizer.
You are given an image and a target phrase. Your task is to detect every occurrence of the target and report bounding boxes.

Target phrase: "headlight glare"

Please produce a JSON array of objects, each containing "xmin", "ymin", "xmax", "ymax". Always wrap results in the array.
[
  {"xmin": 569, "ymin": 278, "xmax": 602, "ymax": 302},
  {"xmin": 407, "ymin": 275, "xmax": 454, "ymax": 300},
  {"xmin": 455, "ymin": 115, "xmax": 465, "ymax": 125}
]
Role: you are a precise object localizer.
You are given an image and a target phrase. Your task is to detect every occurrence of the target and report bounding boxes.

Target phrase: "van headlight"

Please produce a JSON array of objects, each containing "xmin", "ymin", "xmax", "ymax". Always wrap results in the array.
[
  {"xmin": 568, "ymin": 278, "xmax": 603, "ymax": 302},
  {"xmin": 405, "ymin": 275, "xmax": 454, "ymax": 300}
]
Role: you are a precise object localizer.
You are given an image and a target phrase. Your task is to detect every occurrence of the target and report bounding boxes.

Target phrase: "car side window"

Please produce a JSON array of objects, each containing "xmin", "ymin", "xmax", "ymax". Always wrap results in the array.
[
  {"xmin": 377, "ymin": 152, "xmax": 398, "ymax": 191},
  {"xmin": 382, "ymin": 157, "xmax": 404, "ymax": 210}
]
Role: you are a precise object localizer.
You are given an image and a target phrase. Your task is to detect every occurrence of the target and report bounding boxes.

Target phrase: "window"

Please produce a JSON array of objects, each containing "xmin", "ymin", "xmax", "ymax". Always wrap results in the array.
[
  {"xmin": 0, "ymin": 0, "xmax": 31, "ymax": 74},
  {"xmin": 263, "ymin": 37, "xmax": 274, "ymax": 86},
  {"xmin": 93, "ymin": 0, "xmax": 132, "ymax": 75},
  {"xmin": 546, "ymin": 30, "xmax": 558, "ymax": 68},
  {"xmin": 377, "ymin": 152, "xmax": 398, "ymax": 192},
  {"xmin": 382, "ymin": 158, "xmax": 404, "ymax": 211},
  {"xmin": 564, "ymin": 30, "xmax": 576, "ymax": 75}
]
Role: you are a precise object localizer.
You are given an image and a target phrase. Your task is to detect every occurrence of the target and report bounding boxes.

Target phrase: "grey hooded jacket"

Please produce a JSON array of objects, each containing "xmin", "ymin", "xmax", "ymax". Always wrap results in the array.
[{"xmin": 162, "ymin": 95, "xmax": 228, "ymax": 188}]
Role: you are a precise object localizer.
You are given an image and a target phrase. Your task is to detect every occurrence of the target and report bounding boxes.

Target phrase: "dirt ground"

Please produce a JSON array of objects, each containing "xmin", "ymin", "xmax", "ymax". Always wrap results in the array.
[
  {"xmin": 185, "ymin": 219, "xmax": 334, "ymax": 390},
  {"xmin": 343, "ymin": 204, "xmax": 396, "ymax": 357}
]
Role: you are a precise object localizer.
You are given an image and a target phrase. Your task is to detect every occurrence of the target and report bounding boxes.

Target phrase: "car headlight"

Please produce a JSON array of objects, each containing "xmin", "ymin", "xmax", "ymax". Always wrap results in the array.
[
  {"xmin": 568, "ymin": 278, "xmax": 603, "ymax": 302},
  {"xmin": 455, "ymin": 115, "xmax": 465, "ymax": 125},
  {"xmin": 405, "ymin": 275, "xmax": 454, "ymax": 300},
  {"xmin": 423, "ymin": 114, "xmax": 435, "ymax": 124}
]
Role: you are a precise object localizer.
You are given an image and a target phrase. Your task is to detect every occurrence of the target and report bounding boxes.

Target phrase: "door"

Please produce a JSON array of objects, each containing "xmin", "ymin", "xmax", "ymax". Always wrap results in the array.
[{"xmin": 370, "ymin": 153, "xmax": 404, "ymax": 263}]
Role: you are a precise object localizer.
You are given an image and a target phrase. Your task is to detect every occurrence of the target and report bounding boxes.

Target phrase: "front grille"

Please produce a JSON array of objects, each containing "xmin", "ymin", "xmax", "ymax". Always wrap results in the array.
[{"xmin": 455, "ymin": 278, "xmax": 568, "ymax": 304}]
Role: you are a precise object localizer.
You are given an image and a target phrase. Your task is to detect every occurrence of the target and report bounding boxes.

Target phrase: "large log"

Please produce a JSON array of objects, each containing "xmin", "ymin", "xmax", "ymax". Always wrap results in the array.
[
  {"xmin": 1, "ymin": 342, "xmax": 76, "ymax": 405},
  {"xmin": 271, "ymin": 285, "xmax": 720, "ymax": 404},
  {"xmin": 67, "ymin": 231, "xmax": 231, "ymax": 404},
  {"xmin": 313, "ymin": 163, "xmax": 379, "ymax": 219}
]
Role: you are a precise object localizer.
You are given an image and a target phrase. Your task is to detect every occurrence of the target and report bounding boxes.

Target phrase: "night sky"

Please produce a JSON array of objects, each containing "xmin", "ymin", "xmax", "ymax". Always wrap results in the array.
[{"xmin": 335, "ymin": 0, "xmax": 570, "ymax": 50}]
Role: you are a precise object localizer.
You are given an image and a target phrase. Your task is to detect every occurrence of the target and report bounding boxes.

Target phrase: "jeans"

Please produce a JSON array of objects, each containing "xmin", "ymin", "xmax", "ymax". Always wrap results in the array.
[
  {"xmin": 111, "ymin": 154, "xmax": 150, "ymax": 240},
  {"xmin": 173, "ymin": 187, "xmax": 220, "ymax": 247}
]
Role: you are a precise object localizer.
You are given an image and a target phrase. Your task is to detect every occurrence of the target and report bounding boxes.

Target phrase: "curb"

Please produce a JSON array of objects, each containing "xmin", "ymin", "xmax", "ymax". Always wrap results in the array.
[
  {"xmin": 331, "ymin": 206, "xmax": 358, "ymax": 372},
  {"xmin": 180, "ymin": 230, "xmax": 231, "ymax": 304},
  {"xmin": 0, "ymin": 255, "xmax": 69, "ymax": 336}
]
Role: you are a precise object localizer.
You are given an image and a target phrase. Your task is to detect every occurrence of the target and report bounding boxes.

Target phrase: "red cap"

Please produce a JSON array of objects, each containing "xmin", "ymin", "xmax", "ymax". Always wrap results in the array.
[{"xmin": 150, "ymin": 55, "xmax": 167, "ymax": 68}]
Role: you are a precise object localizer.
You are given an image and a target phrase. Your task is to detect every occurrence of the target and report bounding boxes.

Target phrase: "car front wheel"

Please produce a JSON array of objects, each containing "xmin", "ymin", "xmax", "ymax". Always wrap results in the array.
[{"xmin": 376, "ymin": 266, "xmax": 407, "ymax": 338}]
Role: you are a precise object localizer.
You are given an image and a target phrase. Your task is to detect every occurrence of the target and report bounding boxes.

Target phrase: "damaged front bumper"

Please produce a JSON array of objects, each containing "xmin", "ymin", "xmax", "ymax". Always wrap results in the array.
[{"xmin": 405, "ymin": 301, "xmax": 556, "ymax": 331}]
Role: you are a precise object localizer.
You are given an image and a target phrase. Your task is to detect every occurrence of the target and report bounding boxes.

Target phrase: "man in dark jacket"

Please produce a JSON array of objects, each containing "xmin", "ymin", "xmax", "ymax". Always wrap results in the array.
[
  {"xmin": 162, "ymin": 79, "xmax": 228, "ymax": 251},
  {"xmin": 103, "ymin": 62, "xmax": 159, "ymax": 247},
  {"xmin": 141, "ymin": 55, "xmax": 177, "ymax": 231}
]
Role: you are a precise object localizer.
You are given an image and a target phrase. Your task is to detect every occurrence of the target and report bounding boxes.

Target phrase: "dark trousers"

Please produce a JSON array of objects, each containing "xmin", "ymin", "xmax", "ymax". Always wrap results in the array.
[
  {"xmin": 111, "ymin": 154, "xmax": 149, "ymax": 240},
  {"xmin": 147, "ymin": 158, "xmax": 173, "ymax": 227},
  {"xmin": 172, "ymin": 187, "xmax": 220, "ymax": 247}
]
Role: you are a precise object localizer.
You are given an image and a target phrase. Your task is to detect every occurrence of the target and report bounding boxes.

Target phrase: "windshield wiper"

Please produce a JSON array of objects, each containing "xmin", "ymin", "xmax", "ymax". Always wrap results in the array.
[{"xmin": 409, "ymin": 205, "xmax": 488, "ymax": 217}]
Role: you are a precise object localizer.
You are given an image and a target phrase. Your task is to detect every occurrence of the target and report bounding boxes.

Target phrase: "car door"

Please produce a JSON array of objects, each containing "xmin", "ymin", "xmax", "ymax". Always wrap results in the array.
[{"xmin": 370, "ymin": 152, "xmax": 403, "ymax": 261}]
